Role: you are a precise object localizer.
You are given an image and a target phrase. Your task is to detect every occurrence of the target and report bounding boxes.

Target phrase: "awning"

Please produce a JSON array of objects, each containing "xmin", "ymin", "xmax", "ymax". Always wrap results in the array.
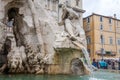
[
  {"xmin": 96, "ymin": 50, "xmax": 116, "ymax": 56},
  {"xmin": 98, "ymin": 57, "xmax": 119, "ymax": 60}
]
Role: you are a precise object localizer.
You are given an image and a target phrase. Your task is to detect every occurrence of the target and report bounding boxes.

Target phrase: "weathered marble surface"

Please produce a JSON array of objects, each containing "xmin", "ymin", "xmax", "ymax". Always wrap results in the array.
[
  {"xmin": 0, "ymin": 0, "xmax": 91, "ymax": 75},
  {"xmin": 0, "ymin": 22, "xmax": 6, "ymax": 50}
]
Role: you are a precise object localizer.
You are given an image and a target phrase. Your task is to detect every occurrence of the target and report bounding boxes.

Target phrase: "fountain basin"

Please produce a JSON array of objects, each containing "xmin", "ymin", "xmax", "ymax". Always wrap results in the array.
[{"xmin": 0, "ymin": 71, "xmax": 120, "ymax": 80}]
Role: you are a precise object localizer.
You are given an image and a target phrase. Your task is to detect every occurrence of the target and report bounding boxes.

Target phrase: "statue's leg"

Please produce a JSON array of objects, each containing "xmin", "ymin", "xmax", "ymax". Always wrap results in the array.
[
  {"xmin": 65, "ymin": 19, "xmax": 76, "ymax": 38},
  {"xmin": 74, "ymin": 22, "xmax": 87, "ymax": 47}
]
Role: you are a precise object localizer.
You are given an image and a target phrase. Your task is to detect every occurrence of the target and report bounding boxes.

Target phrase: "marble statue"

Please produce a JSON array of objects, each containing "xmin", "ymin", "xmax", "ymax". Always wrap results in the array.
[
  {"xmin": 58, "ymin": 3, "xmax": 93, "ymax": 72},
  {"xmin": 59, "ymin": 4, "xmax": 87, "ymax": 47}
]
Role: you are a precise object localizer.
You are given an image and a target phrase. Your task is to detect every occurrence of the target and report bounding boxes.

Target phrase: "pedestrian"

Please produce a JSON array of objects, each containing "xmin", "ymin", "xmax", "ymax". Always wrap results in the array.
[
  {"xmin": 104, "ymin": 60, "xmax": 108, "ymax": 69},
  {"xmin": 92, "ymin": 59, "xmax": 97, "ymax": 68},
  {"xmin": 111, "ymin": 61, "xmax": 115, "ymax": 70},
  {"xmin": 96, "ymin": 60, "xmax": 100, "ymax": 68},
  {"xmin": 118, "ymin": 58, "xmax": 120, "ymax": 70},
  {"xmin": 99, "ymin": 59, "xmax": 104, "ymax": 69}
]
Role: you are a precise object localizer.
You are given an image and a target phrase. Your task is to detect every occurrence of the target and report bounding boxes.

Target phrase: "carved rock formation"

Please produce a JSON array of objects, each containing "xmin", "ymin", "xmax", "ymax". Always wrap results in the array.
[{"xmin": 0, "ymin": 0, "xmax": 91, "ymax": 75}]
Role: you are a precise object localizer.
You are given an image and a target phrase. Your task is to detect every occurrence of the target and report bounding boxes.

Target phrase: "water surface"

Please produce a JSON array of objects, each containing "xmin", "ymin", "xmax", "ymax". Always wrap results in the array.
[{"xmin": 0, "ymin": 71, "xmax": 120, "ymax": 80}]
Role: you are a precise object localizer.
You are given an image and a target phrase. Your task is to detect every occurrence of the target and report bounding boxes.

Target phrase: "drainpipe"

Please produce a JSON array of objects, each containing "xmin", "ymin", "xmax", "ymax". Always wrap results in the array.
[{"xmin": 114, "ymin": 14, "xmax": 119, "ymax": 59}]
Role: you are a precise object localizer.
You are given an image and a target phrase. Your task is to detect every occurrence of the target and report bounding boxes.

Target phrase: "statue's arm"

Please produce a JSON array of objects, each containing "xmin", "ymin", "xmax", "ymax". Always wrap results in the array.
[{"xmin": 58, "ymin": 6, "xmax": 68, "ymax": 26}]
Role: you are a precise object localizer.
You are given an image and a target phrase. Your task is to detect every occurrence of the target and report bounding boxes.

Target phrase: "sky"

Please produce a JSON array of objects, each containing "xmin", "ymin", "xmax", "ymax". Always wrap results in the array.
[{"xmin": 83, "ymin": 0, "xmax": 120, "ymax": 19}]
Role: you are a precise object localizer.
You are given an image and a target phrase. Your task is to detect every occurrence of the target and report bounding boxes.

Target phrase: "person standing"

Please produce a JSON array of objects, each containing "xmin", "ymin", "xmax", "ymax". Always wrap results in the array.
[
  {"xmin": 104, "ymin": 60, "xmax": 108, "ymax": 69},
  {"xmin": 111, "ymin": 61, "xmax": 115, "ymax": 70},
  {"xmin": 118, "ymin": 58, "xmax": 120, "ymax": 70},
  {"xmin": 92, "ymin": 59, "xmax": 97, "ymax": 68}
]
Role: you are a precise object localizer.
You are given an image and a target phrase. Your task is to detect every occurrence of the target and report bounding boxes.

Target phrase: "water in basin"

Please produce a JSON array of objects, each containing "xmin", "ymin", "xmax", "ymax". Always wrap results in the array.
[{"xmin": 0, "ymin": 71, "xmax": 120, "ymax": 80}]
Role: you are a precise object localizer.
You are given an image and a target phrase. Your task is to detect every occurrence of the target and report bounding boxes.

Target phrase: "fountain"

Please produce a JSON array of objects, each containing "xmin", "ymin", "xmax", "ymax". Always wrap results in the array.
[
  {"xmin": 0, "ymin": 0, "xmax": 120, "ymax": 80},
  {"xmin": 0, "ymin": 0, "xmax": 95, "ymax": 77}
]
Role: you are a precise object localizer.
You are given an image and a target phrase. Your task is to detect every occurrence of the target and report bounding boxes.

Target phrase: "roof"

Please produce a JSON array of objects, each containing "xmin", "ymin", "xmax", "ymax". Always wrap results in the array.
[{"xmin": 83, "ymin": 13, "xmax": 120, "ymax": 21}]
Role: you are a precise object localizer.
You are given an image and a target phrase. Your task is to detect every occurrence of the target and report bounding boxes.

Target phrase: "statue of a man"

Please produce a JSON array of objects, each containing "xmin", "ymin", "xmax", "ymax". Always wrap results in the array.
[
  {"xmin": 59, "ymin": 4, "xmax": 86, "ymax": 48},
  {"xmin": 59, "ymin": 4, "xmax": 92, "ymax": 69}
]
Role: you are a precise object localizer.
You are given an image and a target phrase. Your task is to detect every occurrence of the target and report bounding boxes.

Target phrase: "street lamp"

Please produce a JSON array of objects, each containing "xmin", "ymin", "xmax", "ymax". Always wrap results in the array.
[
  {"xmin": 101, "ymin": 47, "xmax": 105, "ymax": 60},
  {"xmin": 100, "ymin": 30, "xmax": 104, "ymax": 60}
]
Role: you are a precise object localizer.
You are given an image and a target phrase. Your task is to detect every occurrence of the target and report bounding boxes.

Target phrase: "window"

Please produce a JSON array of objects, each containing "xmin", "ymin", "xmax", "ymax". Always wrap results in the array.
[
  {"xmin": 87, "ymin": 36, "xmax": 91, "ymax": 44},
  {"xmin": 109, "ymin": 25, "xmax": 112, "ymax": 31},
  {"xmin": 109, "ymin": 18, "xmax": 112, "ymax": 24},
  {"xmin": 116, "ymin": 28, "xmax": 120, "ymax": 33},
  {"xmin": 117, "ymin": 39, "xmax": 120, "ymax": 45},
  {"xmin": 100, "ymin": 35, "xmax": 104, "ymax": 44},
  {"xmin": 116, "ymin": 21, "xmax": 120, "ymax": 33},
  {"xmin": 119, "ymin": 49, "xmax": 120, "ymax": 54},
  {"xmin": 100, "ymin": 16, "xmax": 103, "ymax": 22},
  {"xmin": 109, "ymin": 37, "xmax": 113, "ymax": 45},
  {"xmin": 100, "ymin": 24, "xmax": 103, "ymax": 30},
  {"xmin": 87, "ymin": 17, "xmax": 90, "ymax": 23},
  {"xmin": 110, "ymin": 50, "xmax": 112, "ymax": 54},
  {"xmin": 86, "ymin": 24, "xmax": 90, "ymax": 31}
]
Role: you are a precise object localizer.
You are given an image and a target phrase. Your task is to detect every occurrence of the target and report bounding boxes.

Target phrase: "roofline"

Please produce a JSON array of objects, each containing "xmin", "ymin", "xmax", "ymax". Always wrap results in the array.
[{"xmin": 83, "ymin": 13, "xmax": 120, "ymax": 21}]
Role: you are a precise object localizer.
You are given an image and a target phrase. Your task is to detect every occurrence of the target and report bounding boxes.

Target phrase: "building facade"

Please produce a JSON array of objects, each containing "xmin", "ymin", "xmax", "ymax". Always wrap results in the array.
[{"xmin": 83, "ymin": 13, "xmax": 120, "ymax": 60}]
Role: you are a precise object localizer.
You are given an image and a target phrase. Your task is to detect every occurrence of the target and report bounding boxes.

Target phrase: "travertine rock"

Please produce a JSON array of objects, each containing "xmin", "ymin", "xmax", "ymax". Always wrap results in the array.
[
  {"xmin": 0, "ymin": 22, "xmax": 6, "ymax": 50},
  {"xmin": 0, "ymin": 0, "xmax": 91, "ymax": 75}
]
